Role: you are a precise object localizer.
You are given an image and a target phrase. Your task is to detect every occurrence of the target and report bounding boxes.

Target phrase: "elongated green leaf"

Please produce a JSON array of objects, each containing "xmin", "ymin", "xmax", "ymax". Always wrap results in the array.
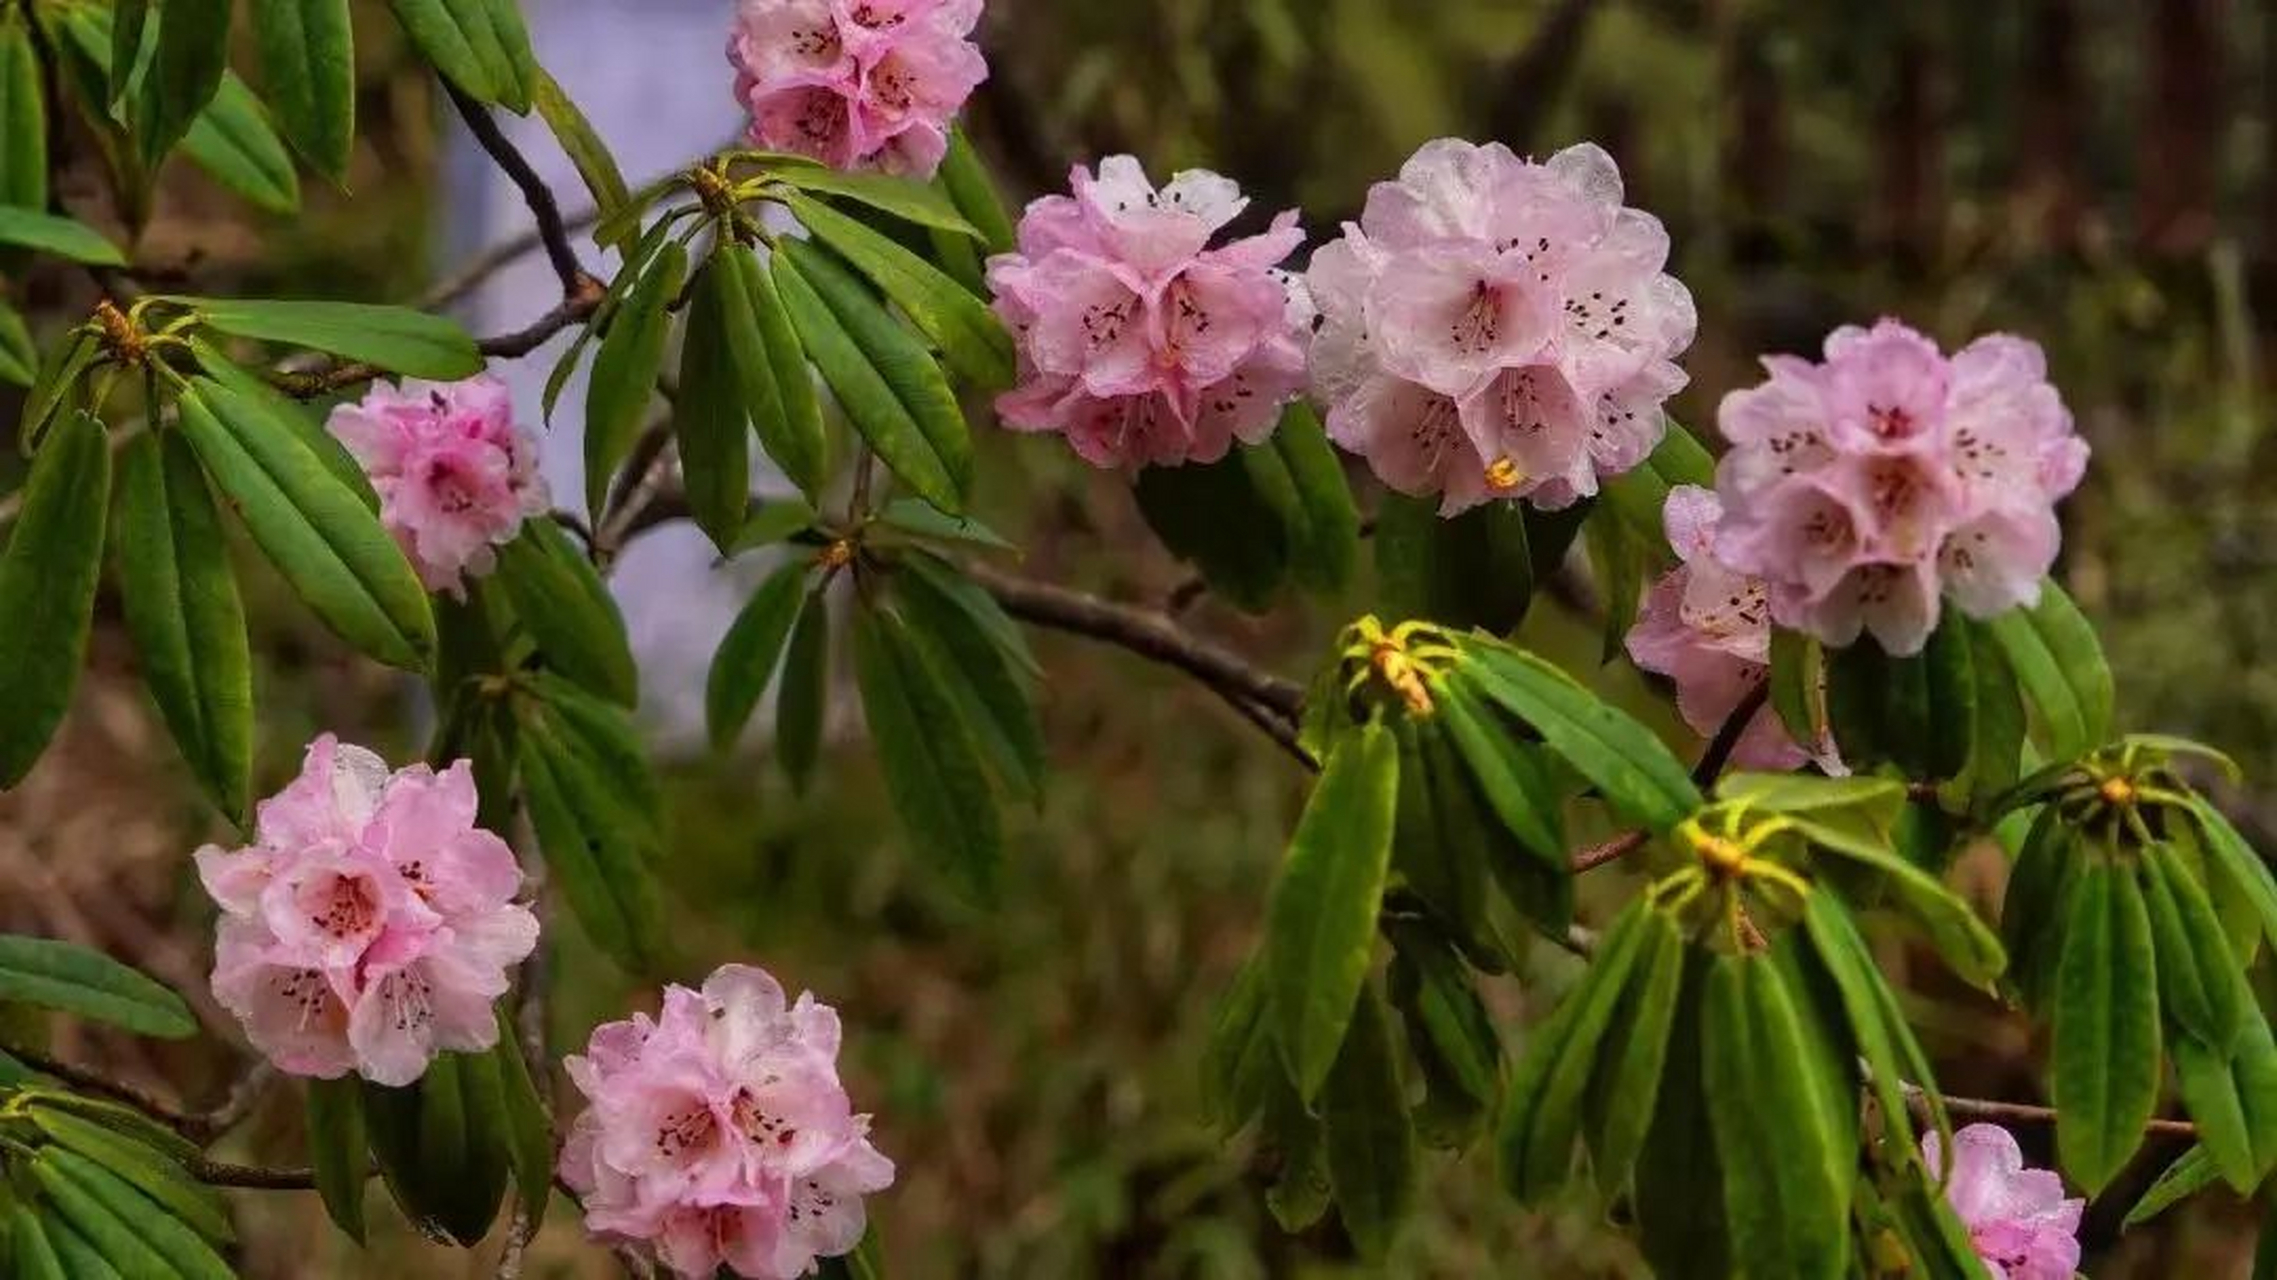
[
  {"xmin": 1788, "ymin": 813, "xmax": 2006, "ymax": 986},
  {"xmin": 518, "ymin": 706, "xmax": 666, "ymax": 973},
  {"xmin": 0, "ymin": 299, "xmax": 32, "ymax": 387},
  {"xmin": 740, "ymin": 240, "xmax": 829, "ymax": 499},
  {"xmin": 27, "ymin": 1107, "xmax": 230, "ymax": 1243},
  {"xmin": 1703, "ymin": 954, "xmax": 1850, "ymax": 1279},
  {"xmin": 896, "ymin": 563, "xmax": 1045, "ymax": 803},
  {"xmin": 1133, "ymin": 448, "xmax": 1291, "ymax": 612},
  {"xmin": 779, "ymin": 238, "xmax": 970, "ymax": 506},
  {"xmin": 784, "ymin": 192, "xmax": 1013, "ymax": 390},
  {"xmin": 1989, "ymin": 580, "xmax": 2111, "ymax": 763},
  {"xmin": 0, "ymin": 934, "xmax": 194, "ymax": 1036},
  {"xmin": 1375, "ymin": 491, "xmax": 1534, "ymax": 634},
  {"xmin": 527, "ymin": 672, "xmax": 660, "ymax": 835},
  {"xmin": 492, "ymin": 1016, "xmax": 554, "ymax": 1231},
  {"xmin": 533, "ymin": 68, "xmax": 625, "ymax": 219},
  {"xmin": 1456, "ymin": 643, "xmax": 1702, "ymax": 832},
  {"xmin": 2141, "ymin": 844, "xmax": 2244, "ymax": 1054},
  {"xmin": 852, "ymin": 605, "xmax": 1003, "ymax": 899},
  {"xmin": 1396, "ymin": 722, "xmax": 1497, "ymax": 957},
  {"xmin": 0, "ymin": 411, "xmax": 109, "ymax": 786},
  {"xmin": 1265, "ymin": 718, "xmax": 1399, "ymax": 1101},
  {"xmin": 2186, "ymin": 799, "xmax": 2277, "ymax": 952},
  {"xmin": 180, "ymin": 71, "xmax": 302, "ymax": 214},
  {"xmin": 29, "ymin": 1152, "xmax": 175, "ymax": 1279},
  {"xmin": 1767, "ymin": 628, "xmax": 1826, "ymax": 747},
  {"xmin": 2231, "ymin": 1011, "xmax": 2277, "ymax": 1179},
  {"xmin": 1719, "ymin": 772, "xmax": 1906, "ymax": 823},
  {"xmin": 1385, "ymin": 924, "xmax": 1501, "ymax": 1145},
  {"xmin": 2173, "ymin": 1032, "xmax": 2257, "ymax": 1190},
  {"xmin": 386, "ymin": 0, "xmax": 511, "ymax": 106},
  {"xmin": 1320, "ymin": 985, "xmax": 1415, "ymax": 1259},
  {"xmin": 0, "ymin": 206, "xmax": 125, "ymax": 265},
  {"xmin": 1434, "ymin": 678, "xmax": 1565, "ymax": 866},
  {"xmin": 248, "ymin": 0, "xmax": 353, "ymax": 180},
  {"xmin": 899, "ymin": 551, "xmax": 1038, "ymax": 678},
  {"xmin": 178, "ymin": 380, "xmax": 436, "ymax": 670},
  {"xmin": 116, "ymin": 431, "xmax": 253, "ymax": 823},
  {"xmin": 38, "ymin": 1150, "xmax": 232, "ymax": 1280},
  {"xmin": 767, "ymin": 167, "xmax": 978, "ymax": 236},
  {"xmin": 1953, "ymin": 618, "xmax": 2025, "ymax": 810},
  {"xmin": 584, "ymin": 240, "xmax": 685, "ymax": 516},
  {"xmin": 176, "ymin": 297, "xmax": 482, "ymax": 379},
  {"xmin": 304, "ymin": 1077, "xmax": 368, "ymax": 1243},
  {"xmin": 2126, "ymin": 1143, "xmax": 2218, "ymax": 1229},
  {"xmin": 677, "ymin": 254, "xmax": 756, "ymax": 548},
  {"xmin": 0, "ymin": 17, "xmax": 47, "ymax": 210},
  {"xmin": 20, "ymin": 331, "xmax": 98, "ymax": 451},
  {"xmin": 938, "ymin": 126, "xmax": 1014, "ymax": 254},
  {"xmin": 132, "ymin": 0, "xmax": 230, "ymax": 168},
  {"xmin": 1202, "ymin": 957, "xmax": 1272, "ymax": 1133},
  {"xmin": 1273, "ymin": 404, "xmax": 1359, "ymax": 593},
  {"xmin": 1503, "ymin": 901, "xmax": 1650, "ymax": 1201},
  {"xmin": 1634, "ymin": 952, "xmax": 1732, "ymax": 1280},
  {"xmin": 188, "ymin": 337, "xmax": 375, "ymax": 503},
  {"xmin": 707, "ymin": 558, "xmax": 811, "ymax": 752},
  {"xmin": 873, "ymin": 497, "xmax": 1011, "ymax": 552},
  {"xmin": 776, "ymin": 586, "xmax": 830, "ymax": 792},
  {"xmin": 1583, "ymin": 905, "xmax": 1683, "ymax": 1195},
  {"xmin": 493, "ymin": 520, "xmax": 638, "ymax": 706},
  {"xmin": 1801, "ymin": 890, "xmax": 1944, "ymax": 1158},
  {"xmin": 9, "ymin": 1205, "xmax": 68, "ymax": 1280},
  {"xmin": 2051, "ymin": 858, "xmax": 2161, "ymax": 1192}
]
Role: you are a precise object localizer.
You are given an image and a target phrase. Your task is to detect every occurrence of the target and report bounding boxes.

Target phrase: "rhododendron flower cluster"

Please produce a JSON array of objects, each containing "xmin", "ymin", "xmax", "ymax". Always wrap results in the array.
[
  {"xmin": 197, "ymin": 736, "xmax": 538, "ymax": 1087},
  {"xmin": 728, "ymin": 0, "xmax": 986, "ymax": 176},
  {"xmin": 1923, "ymin": 1125, "xmax": 2083, "ymax": 1280},
  {"xmin": 1711, "ymin": 320, "xmax": 2087, "ymax": 654},
  {"xmin": 1306, "ymin": 139, "xmax": 1696, "ymax": 514},
  {"xmin": 1626, "ymin": 486, "xmax": 1835, "ymax": 772},
  {"xmin": 560, "ymin": 965, "xmax": 893, "ymax": 1280},
  {"xmin": 986, "ymin": 156, "xmax": 1310, "ymax": 469},
  {"xmin": 325, "ymin": 373, "xmax": 550, "ymax": 596}
]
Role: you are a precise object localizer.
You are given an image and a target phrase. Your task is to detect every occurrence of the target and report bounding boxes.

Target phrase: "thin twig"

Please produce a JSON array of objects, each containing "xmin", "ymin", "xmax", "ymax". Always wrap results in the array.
[
  {"xmin": 1901, "ymin": 1080, "xmax": 2197, "ymax": 1139},
  {"xmin": 1693, "ymin": 678, "xmax": 1772, "ymax": 788},
  {"xmin": 1, "ymin": 1044, "xmax": 201, "ymax": 1134},
  {"xmin": 190, "ymin": 1062, "xmax": 277, "ymax": 1142},
  {"xmin": 446, "ymin": 85, "xmax": 589, "ymax": 298},
  {"xmin": 1571, "ymin": 829, "xmax": 1650, "ymax": 874},
  {"xmin": 188, "ymin": 1157, "xmax": 329, "ymax": 1189},
  {"xmin": 423, "ymin": 206, "xmax": 602, "ymax": 312}
]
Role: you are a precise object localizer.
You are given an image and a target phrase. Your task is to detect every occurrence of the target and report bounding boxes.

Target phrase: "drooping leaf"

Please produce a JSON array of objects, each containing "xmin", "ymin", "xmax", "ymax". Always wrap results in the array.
[
  {"xmin": 851, "ymin": 604, "xmax": 1003, "ymax": 899},
  {"xmin": 1433, "ymin": 677, "xmax": 1566, "ymax": 867},
  {"xmin": 1320, "ymin": 984, "xmax": 1416, "ymax": 1259},
  {"xmin": 116, "ymin": 430, "xmax": 254, "ymax": 823},
  {"xmin": 0, "ymin": 206, "xmax": 126, "ymax": 265},
  {"xmin": 1634, "ymin": 952, "xmax": 1732, "ymax": 1280},
  {"xmin": 707, "ymin": 557, "xmax": 812, "ymax": 752},
  {"xmin": 1375, "ymin": 491, "xmax": 1533, "ymax": 634},
  {"xmin": 517, "ymin": 708, "xmax": 667, "ymax": 974},
  {"xmin": 0, "ymin": 410, "xmax": 110, "ymax": 786},
  {"xmin": 2139, "ymin": 843, "xmax": 2245, "ymax": 1055},
  {"xmin": 766, "ymin": 166, "xmax": 979, "ymax": 236},
  {"xmin": 130, "ymin": 0, "xmax": 230, "ymax": 169},
  {"xmin": 1501, "ymin": 901, "xmax": 1652, "ymax": 1202},
  {"xmin": 584, "ymin": 239, "xmax": 685, "ymax": 518},
  {"xmin": 1582, "ymin": 904, "xmax": 1684, "ymax": 1195},
  {"xmin": 26, "ymin": 1106, "xmax": 231, "ymax": 1243},
  {"xmin": 1800, "ymin": 890, "xmax": 1947, "ymax": 1159},
  {"xmin": 0, "ymin": 298, "xmax": 32, "ymax": 386},
  {"xmin": 937, "ymin": 126, "xmax": 1015, "ymax": 253},
  {"xmin": 1265, "ymin": 718, "xmax": 1399, "ymax": 1101},
  {"xmin": 174, "ymin": 297, "xmax": 483, "ymax": 380},
  {"xmin": 8, "ymin": 1205, "xmax": 67, "ymax": 1280},
  {"xmin": 0, "ymin": 934, "xmax": 195, "ymax": 1037},
  {"xmin": 776, "ymin": 585, "xmax": 831, "ymax": 792},
  {"xmin": 0, "ymin": 15, "xmax": 47, "ymax": 210},
  {"xmin": 737, "ymin": 240, "xmax": 830, "ymax": 500},
  {"xmin": 675, "ymin": 252, "xmax": 757, "ymax": 548},
  {"xmin": 2124, "ymin": 1144, "xmax": 2218, "ymax": 1229},
  {"xmin": 493, "ymin": 519, "xmax": 638, "ymax": 706},
  {"xmin": 1274, "ymin": 404, "xmax": 1359, "ymax": 593},
  {"xmin": 2183, "ymin": 799, "xmax": 2277, "ymax": 953},
  {"xmin": 2172, "ymin": 1032, "xmax": 2257, "ymax": 1191},
  {"xmin": 181, "ymin": 71, "xmax": 302, "ymax": 215},
  {"xmin": 304, "ymin": 1077, "xmax": 369, "ymax": 1243},
  {"xmin": 1767, "ymin": 628, "xmax": 1827, "ymax": 748},
  {"xmin": 177, "ymin": 379, "xmax": 436, "ymax": 670},
  {"xmin": 2050, "ymin": 858, "xmax": 2161, "ymax": 1193},
  {"xmin": 1456, "ymin": 642, "xmax": 1703, "ymax": 832},
  {"xmin": 1386, "ymin": 924, "xmax": 1501, "ymax": 1147},
  {"xmin": 32, "ymin": 1149, "xmax": 232, "ymax": 1280},
  {"xmin": 187, "ymin": 337, "xmax": 375, "ymax": 503},
  {"xmin": 1133, "ymin": 447, "xmax": 1291, "ymax": 612},
  {"xmin": 895, "ymin": 559, "xmax": 1045, "ymax": 803},
  {"xmin": 532, "ymin": 68, "xmax": 627, "ymax": 220},
  {"xmin": 19, "ymin": 330, "xmax": 99, "ymax": 451},
  {"xmin": 385, "ymin": 0, "xmax": 523, "ymax": 108},
  {"xmin": 1988, "ymin": 580, "xmax": 2112, "ymax": 764},
  {"xmin": 492, "ymin": 1011, "xmax": 555, "ymax": 1231},
  {"xmin": 247, "ymin": 0, "xmax": 354, "ymax": 180},
  {"xmin": 784, "ymin": 191, "xmax": 1013, "ymax": 390}
]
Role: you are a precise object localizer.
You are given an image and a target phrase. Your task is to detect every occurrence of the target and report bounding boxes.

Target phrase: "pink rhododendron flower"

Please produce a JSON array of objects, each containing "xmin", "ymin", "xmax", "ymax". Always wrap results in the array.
[
  {"xmin": 197, "ymin": 736, "xmax": 537, "ymax": 1086},
  {"xmin": 325, "ymin": 373, "xmax": 549, "ymax": 596},
  {"xmin": 560, "ymin": 964, "xmax": 893, "ymax": 1280},
  {"xmin": 1626, "ymin": 486, "xmax": 1837, "ymax": 772},
  {"xmin": 727, "ymin": 0, "xmax": 986, "ymax": 176},
  {"xmin": 986, "ymin": 156, "xmax": 1310, "ymax": 469},
  {"xmin": 1305, "ymin": 138, "xmax": 1695, "ymax": 514},
  {"xmin": 1922, "ymin": 1125, "xmax": 2083, "ymax": 1280},
  {"xmin": 1710, "ymin": 320, "xmax": 2086, "ymax": 655}
]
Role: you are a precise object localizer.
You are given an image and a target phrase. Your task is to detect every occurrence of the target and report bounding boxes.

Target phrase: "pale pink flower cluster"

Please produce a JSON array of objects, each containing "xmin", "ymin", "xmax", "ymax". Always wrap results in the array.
[
  {"xmin": 1711, "ymin": 320, "xmax": 2087, "ymax": 655},
  {"xmin": 326, "ymin": 373, "xmax": 550, "ymax": 596},
  {"xmin": 1923, "ymin": 1125, "xmax": 2083, "ymax": 1280},
  {"xmin": 1626, "ymin": 486, "xmax": 1836, "ymax": 773},
  {"xmin": 1306, "ymin": 139, "xmax": 1695, "ymax": 514},
  {"xmin": 728, "ymin": 0, "xmax": 986, "ymax": 176},
  {"xmin": 197, "ymin": 736, "xmax": 538, "ymax": 1087},
  {"xmin": 560, "ymin": 965, "xmax": 893, "ymax": 1280},
  {"xmin": 986, "ymin": 157, "xmax": 1310, "ymax": 469}
]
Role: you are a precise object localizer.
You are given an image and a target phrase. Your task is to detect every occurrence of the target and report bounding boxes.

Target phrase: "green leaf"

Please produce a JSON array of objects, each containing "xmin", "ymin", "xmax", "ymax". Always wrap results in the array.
[
  {"xmin": 533, "ymin": 68, "xmax": 626, "ymax": 220},
  {"xmin": 0, "ymin": 206, "xmax": 126, "ymax": 265},
  {"xmin": 19, "ymin": 330, "xmax": 99, "ymax": 452},
  {"xmin": 731, "ymin": 496, "xmax": 820, "ymax": 555},
  {"xmin": 175, "ymin": 297, "xmax": 483, "ymax": 380},
  {"xmin": 493, "ymin": 520, "xmax": 638, "ymax": 706},
  {"xmin": 1719, "ymin": 771, "xmax": 1906, "ymax": 824},
  {"xmin": 1501, "ymin": 901, "xmax": 1652, "ymax": 1202},
  {"xmin": 677, "ymin": 253, "xmax": 757, "ymax": 550},
  {"xmin": 1433, "ymin": 678, "xmax": 1565, "ymax": 867},
  {"xmin": 1800, "ymin": 890, "xmax": 1946, "ymax": 1159},
  {"xmin": 0, "ymin": 16, "xmax": 48, "ymax": 210},
  {"xmin": 583, "ymin": 239, "xmax": 685, "ymax": 518},
  {"xmin": 1988, "ymin": 580, "xmax": 2112, "ymax": 764},
  {"xmin": 737, "ymin": 241, "xmax": 830, "ymax": 500},
  {"xmin": 1702, "ymin": 953, "xmax": 1851, "ymax": 1279},
  {"xmin": 2231, "ymin": 1011, "xmax": 2277, "ymax": 1180},
  {"xmin": 1265, "ymin": 719, "xmax": 1399, "ymax": 1101},
  {"xmin": 776, "ymin": 585, "xmax": 830, "ymax": 793},
  {"xmin": 492, "ymin": 1013, "xmax": 554, "ymax": 1232},
  {"xmin": 1634, "ymin": 951, "xmax": 1731, "ymax": 1280},
  {"xmin": 517, "ymin": 710, "xmax": 667, "ymax": 974},
  {"xmin": 0, "ymin": 934, "xmax": 195, "ymax": 1037},
  {"xmin": 2125, "ymin": 1143, "xmax": 2218, "ymax": 1229},
  {"xmin": 1792, "ymin": 812, "xmax": 2007, "ymax": 987},
  {"xmin": 2184, "ymin": 799, "xmax": 2277, "ymax": 953},
  {"xmin": 1951, "ymin": 618, "xmax": 2026, "ymax": 810},
  {"xmin": 1767, "ymin": 629, "xmax": 1827, "ymax": 748},
  {"xmin": 526, "ymin": 671, "xmax": 661, "ymax": 835},
  {"xmin": 385, "ymin": 0, "xmax": 518, "ymax": 107},
  {"xmin": 873, "ymin": 497, "xmax": 1012, "ymax": 552},
  {"xmin": 896, "ymin": 564, "xmax": 1045, "ymax": 803},
  {"xmin": 1133, "ymin": 448, "xmax": 1291, "ymax": 612},
  {"xmin": 767, "ymin": 167, "xmax": 979, "ymax": 237},
  {"xmin": 2051, "ymin": 858, "xmax": 2161, "ymax": 1193},
  {"xmin": 0, "ymin": 298, "xmax": 32, "ymax": 387},
  {"xmin": 1581, "ymin": 904, "xmax": 1682, "ymax": 1194},
  {"xmin": 1320, "ymin": 985, "xmax": 1416, "ymax": 1259},
  {"xmin": 177, "ymin": 379, "xmax": 436, "ymax": 670},
  {"xmin": 784, "ymin": 192, "xmax": 1013, "ymax": 390},
  {"xmin": 2140, "ymin": 843, "xmax": 2245, "ymax": 1055},
  {"xmin": 108, "ymin": 0, "xmax": 150, "ymax": 107},
  {"xmin": 34, "ymin": 1149, "xmax": 232, "ymax": 1280},
  {"xmin": 188, "ymin": 337, "xmax": 374, "ymax": 503},
  {"xmin": 132, "ymin": 0, "xmax": 230, "ymax": 169},
  {"xmin": 1201, "ymin": 957, "xmax": 1272, "ymax": 1133},
  {"xmin": 181, "ymin": 72, "xmax": 302, "ymax": 215},
  {"xmin": 1455, "ymin": 642, "xmax": 1703, "ymax": 833},
  {"xmin": 28, "ymin": 1152, "xmax": 177, "ymax": 1280},
  {"xmin": 707, "ymin": 558, "xmax": 812, "ymax": 752},
  {"xmin": 779, "ymin": 238, "xmax": 970, "ymax": 510},
  {"xmin": 27, "ymin": 1106, "xmax": 231, "ymax": 1244},
  {"xmin": 364, "ymin": 1053, "xmax": 508, "ymax": 1247},
  {"xmin": 1273, "ymin": 404, "xmax": 1359, "ymax": 593},
  {"xmin": 2172, "ymin": 1032, "xmax": 2257, "ymax": 1191},
  {"xmin": 937, "ymin": 126, "xmax": 1014, "ymax": 254},
  {"xmin": 898, "ymin": 551, "xmax": 1038, "ymax": 679},
  {"xmin": 247, "ymin": 0, "xmax": 354, "ymax": 180},
  {"xmin": 852, "ymin": 605, "xmax": 1003, "ymax": 899},
  {"xmin": 1375, "ymin": 492, "xmax": 1534, "ymax": 634},
  {"xmin": 116, "ymin": 430, "xmax": 254, "ymax": 823},
  {"xmin": 1385, "ymin": 924, "xmax": 1501, "ymax": 1146},
  {"xmin": 9, "ymin": 1206, "xmax": 67, "ymax": 1280},
  {"xmin": 304, "ymin": 1077, "xmax": 368, "ymax": 1244},
  {"xmin": 1393, "ymin": 721, "xmax": 1497, "ymax": 958},
  {"xmin": 0, "ymin": 410, "xmax": 110, "ymax": 786}
]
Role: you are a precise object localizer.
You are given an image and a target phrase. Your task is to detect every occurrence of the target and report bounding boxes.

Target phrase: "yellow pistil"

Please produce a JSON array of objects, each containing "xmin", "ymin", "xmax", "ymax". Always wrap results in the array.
[
  {"xmin": 1484, "ymin": 456, "xmax": 1524, "ymax": 491},
  {"xmin": 1694, "ymin": 832, "xmax": 1750, "ymax": 880},
  {"xmin": 1370, "ymin": 641, "xmax": 1435, "ymax": 716},
  {"xmin": 2098, "ymin": 776, "xmax": 2137, "ymax": 808}
]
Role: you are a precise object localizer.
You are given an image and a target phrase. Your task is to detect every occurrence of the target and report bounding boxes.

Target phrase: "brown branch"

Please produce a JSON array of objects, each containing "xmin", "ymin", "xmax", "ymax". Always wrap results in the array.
[
  {"xmin": 1571, "ymin": 829, "xmax": 1649, "ymax": 873},
  {"xmin": 1903, "ymin": 1080, "xmax": 2196, "ymax": 1139},
  {"xmin": 423, "ymin": 205, "xmax": 603, "ymax": 312},
  {"xmin": 446, "ymin": 84, "xmax": 589, "ymax": 299},
  {"xmin": 276, "ymin": 291, "xmax": 604, "ymax": 398},
  {"xmin": 188, "ymin": 1157, "xmax": 329, "ymax": 1190},
  {"xmin": 1693, "ymin": 678, "xmax": 1773, "ymax": 788},
  {"xmin": 1, "ymin": 1044, "xmax": 203, "ymax": 1134}
]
